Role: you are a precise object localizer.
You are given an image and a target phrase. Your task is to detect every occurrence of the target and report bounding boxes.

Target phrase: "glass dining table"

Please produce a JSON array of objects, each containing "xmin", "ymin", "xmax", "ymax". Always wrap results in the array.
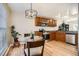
[{"xmin": 18, "ymin": 35, "xmax": 43, "ymax": 44}]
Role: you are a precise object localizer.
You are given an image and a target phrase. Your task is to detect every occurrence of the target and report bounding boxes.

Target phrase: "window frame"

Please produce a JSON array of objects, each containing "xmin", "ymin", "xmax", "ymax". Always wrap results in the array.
[{"xmin": 0, "ymin": 3, "xmax": 8, "ymax": 55}]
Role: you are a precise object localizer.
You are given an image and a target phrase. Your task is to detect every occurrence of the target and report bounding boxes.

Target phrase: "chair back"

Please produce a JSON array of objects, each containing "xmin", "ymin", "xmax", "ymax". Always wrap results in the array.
[{"xmin": 27, "ymin": 40, "xmax": 45, "ymax": 56}]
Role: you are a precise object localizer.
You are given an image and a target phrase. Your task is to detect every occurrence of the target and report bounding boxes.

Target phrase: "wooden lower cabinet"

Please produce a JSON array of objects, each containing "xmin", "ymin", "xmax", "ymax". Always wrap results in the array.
[
  {"xmin": 35, "ymin": 31, "xmax": 43, "ymax": 36},
  {"xmin": 50, "ymin": 31, "xmax": 56, "ymax": 40},
  {"xmin": 55, "ymin": 31, "xmax": 66, "ymax": 42},
  {"xmin": 35, "ymin": 31, "xmax": 66, "ymax": 42},
  {"xmin": 75, "ymin": 33, "xmax": 78, "ymax": 49},
  {"xmin": 50, "ymin": 31, "xmax": 66, "ymax": 42}
]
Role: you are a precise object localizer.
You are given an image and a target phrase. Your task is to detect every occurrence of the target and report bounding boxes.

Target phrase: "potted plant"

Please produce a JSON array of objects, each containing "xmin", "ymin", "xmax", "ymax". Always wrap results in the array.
[{"xmin": 11, "ymin": 25, "xmax": 21, "ymax": 42}]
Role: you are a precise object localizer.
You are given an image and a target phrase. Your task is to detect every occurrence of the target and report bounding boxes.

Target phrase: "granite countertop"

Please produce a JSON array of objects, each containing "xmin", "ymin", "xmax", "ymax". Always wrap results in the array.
[
  {"xmin": 65, "ymin": 31, "xmax": 78, "ymax": 34},
  {"xmin": 35, "ymin": 30, "xmax": 78, "ymax": 35}
]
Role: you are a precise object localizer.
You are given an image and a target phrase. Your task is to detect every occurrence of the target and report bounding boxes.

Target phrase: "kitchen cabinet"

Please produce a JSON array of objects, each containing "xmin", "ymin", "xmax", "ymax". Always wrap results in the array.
[
  {"xmin": 49, "ymin": 31, "xmax": 66, "ymax": 42},
  {"xmin": 48, "ymin": 20, "xmax": 56, "ymax": 27},
  {"xmin": 35, "ymin": 16, "xmax": 57, "ymax": 27},
  {"xmin": 55, "ymin": 31, "xmax": 66, "ymax": 42},
  {"xmin": 75, "ymin": 33, "xmax": 78, "ymax": 49},
  {"xmin": 35, "ymin": 31, "xmax": 78, "ymax": 47},
  {"xmin": 35, "ymin": 17, "xmax": 41, "ymax": 26},
  {"xmin": 50, "ymin": 31, "xmax": 56, "ymax": 40},
  {"xmin": 35, "ymin": 31, "xmax": 50, "ymax": 40},
  {"xmin": 35, "ymin": 31, "xmax": 66, "ymax": 42},
  {"xmin": 35, "ymin": 31, "xmax": 43, "ymax": 36}
]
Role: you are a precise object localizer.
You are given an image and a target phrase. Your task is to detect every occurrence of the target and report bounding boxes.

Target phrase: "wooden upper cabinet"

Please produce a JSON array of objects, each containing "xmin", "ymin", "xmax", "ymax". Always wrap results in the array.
[
  {"xmin": 53, "ymin": 20, "xmax": 57, "ymax": 26},
  {"xmin": 48, "ymin": 19, "xmax": 57, "ymax": 27},
  {"xmin": 35, "ymin": 16, "xmax": 57, "ymax": 27},
  {"xmin": 48, "ymin": 19, "xmax": 52, "ymax": 26},
  {"xmin": 35, "ymin": 17, "xmax": 41, "ymax": 26}
]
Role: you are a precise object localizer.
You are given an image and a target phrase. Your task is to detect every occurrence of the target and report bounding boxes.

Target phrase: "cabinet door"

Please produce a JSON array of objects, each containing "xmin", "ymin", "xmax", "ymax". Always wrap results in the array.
[
  {"xmin": 48, "ymin": 19, "xmax": 57, "ymax": 27},
  {"xmin": 50, "ymin": 31, "xmax": 56, "ymax": 40},
  {"xmin": 55, "ymin": 31, "xmax": 66, "ymax": 42},
  {"xmin": 48, "ymin": 19, "xmax": 53, "ymax": 26},
  {"xmin": 75, "ymin": 33, "xmax": 78, "ymax": 49},
  {"xmin": 52, "ymin": 20, "xmax": 57, "ymax": 26},
  {"xmin": 35, "ymin": 31, "xmax": 43, "ymax": 36},
  {"xmin": 35, "ymin": 17, "xmax": 41, "ymax": 26}
]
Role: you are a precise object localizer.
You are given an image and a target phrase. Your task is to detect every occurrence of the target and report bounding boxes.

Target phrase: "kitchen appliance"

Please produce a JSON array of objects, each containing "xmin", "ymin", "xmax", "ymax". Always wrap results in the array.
[
  {"xmin": 43, "ymin": 32, "xmax": 49, "ymax": 40},
  {"xmin": 39, "ymin": 28, "xmax": 45, "ymax": 32},
  {"xmin": 65, "ymin": 24, "xmax": 69, "ymax": 31},
  {"xmin": 66, "ymin": 34, "xmax": 75, "ymax": 44},
  {"xmin": 58, "ymin": 23, "xmax": 69, "ymax": 31}
]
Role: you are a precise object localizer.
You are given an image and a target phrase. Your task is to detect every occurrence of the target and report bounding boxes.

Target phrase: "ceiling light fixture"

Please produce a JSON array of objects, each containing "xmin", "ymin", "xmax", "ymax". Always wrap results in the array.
[{"xmin": 25, "ymin": 3, "xmax": 38, "ymax": 19}]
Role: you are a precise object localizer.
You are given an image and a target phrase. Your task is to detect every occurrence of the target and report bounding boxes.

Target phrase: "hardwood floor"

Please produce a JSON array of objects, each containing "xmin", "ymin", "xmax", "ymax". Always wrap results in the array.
[{"xmin": 7, "ymin": 40, "xmax": 77, "ymax": 56}]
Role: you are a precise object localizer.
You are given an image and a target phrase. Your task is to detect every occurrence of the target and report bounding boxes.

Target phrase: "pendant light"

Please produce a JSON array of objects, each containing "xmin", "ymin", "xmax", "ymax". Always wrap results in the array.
[{"xmin": 25, "ymin": 3, "xmax": 38, "ymax": 18}]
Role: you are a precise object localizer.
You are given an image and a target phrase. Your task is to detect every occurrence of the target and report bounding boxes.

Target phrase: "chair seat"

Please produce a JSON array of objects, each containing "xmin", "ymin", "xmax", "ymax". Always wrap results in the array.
[{"xmin": 24, "ymin": 46, "xmax": 42, "ymax": 56}]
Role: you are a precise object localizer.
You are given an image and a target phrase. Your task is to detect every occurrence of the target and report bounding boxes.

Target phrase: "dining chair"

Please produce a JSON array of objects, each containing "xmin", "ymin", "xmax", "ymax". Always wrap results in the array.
[{"xmin": 24, "ymin": 40, "xmax": 45, "ymax": 56}]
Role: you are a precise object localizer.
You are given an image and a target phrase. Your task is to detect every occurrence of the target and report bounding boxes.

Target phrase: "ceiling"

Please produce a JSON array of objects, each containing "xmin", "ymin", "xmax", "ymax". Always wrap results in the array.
[{"xmin": 8, "ymin": 3, "xmax": 78, "ymax": 18}]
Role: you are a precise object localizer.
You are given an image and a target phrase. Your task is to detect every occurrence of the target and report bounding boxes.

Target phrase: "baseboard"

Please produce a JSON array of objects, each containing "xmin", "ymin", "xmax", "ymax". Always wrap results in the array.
[
  {"xmin": 0, "ymin": 46, "xmax": 7, "ymax": 56},
  {"xmin": 66, "ymin": 42, "xmax": 76, "ymax": 46},
  {"xmin": 3, "ymin": 44, "xmax": 13, "ymax": 56}
]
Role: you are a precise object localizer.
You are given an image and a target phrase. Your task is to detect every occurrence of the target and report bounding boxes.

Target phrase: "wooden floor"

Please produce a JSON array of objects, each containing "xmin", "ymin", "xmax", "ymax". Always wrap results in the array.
[{"xmin": 7, "ymin": 40, "xmax": 78, "ymax": 56}]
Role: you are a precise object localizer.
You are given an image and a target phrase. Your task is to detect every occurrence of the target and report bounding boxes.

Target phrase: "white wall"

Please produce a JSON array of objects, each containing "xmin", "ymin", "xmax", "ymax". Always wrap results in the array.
[
  {"xmin": 11, "ymin": 14, "xmax": 78, "ymax": 35},
  {"xmin": 65, "ymin": 17, "xmax": 78, "ymax": 31},
  {"xmin": 10, "ymin": 3, "xmax": 78, "ymax": 34},
  {"xmin": 11, "ymin": 12, "xmax": 59, "ymax": 34},
  {"xmin": 9, "ymin": 3, "xmax": 78, "ymax": 18},
  {"xmin": 11, "ymin": 11, "xmax": 78, "ymax": 43}
]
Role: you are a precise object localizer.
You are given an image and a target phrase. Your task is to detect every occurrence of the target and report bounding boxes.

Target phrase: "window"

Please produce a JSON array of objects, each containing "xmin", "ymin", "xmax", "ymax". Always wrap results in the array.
[{"xmin": 0, "ymin": 4, "xmax": 7, "ymax": 55}]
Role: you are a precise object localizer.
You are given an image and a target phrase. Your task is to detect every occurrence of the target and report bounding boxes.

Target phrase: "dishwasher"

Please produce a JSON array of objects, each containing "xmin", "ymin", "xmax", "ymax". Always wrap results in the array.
[{"xmin": 66, "ymin": 34, "xmax": 75, "ymax": 44}]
